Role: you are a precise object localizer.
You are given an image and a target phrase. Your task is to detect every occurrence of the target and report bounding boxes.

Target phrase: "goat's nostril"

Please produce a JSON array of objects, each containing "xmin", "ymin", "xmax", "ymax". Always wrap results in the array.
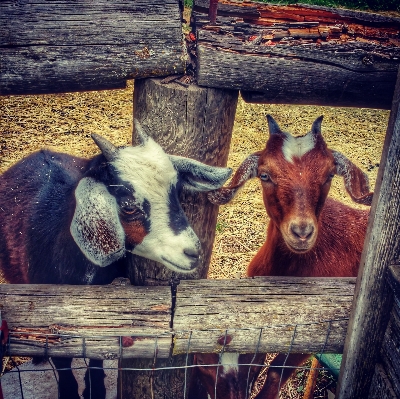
[
  {"xmin": 184, "ymin": 248, "xmax": 200, "ymax": 260},
  {"xmin": 291, "ymin": 224, "xmax": 314, "ymax": 241}
]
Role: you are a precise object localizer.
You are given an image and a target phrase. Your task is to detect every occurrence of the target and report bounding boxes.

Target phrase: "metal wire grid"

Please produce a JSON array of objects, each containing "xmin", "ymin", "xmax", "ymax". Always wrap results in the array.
[{"xmin": 1, "ymin": 318, "xmax": 346, "ymax": 399}]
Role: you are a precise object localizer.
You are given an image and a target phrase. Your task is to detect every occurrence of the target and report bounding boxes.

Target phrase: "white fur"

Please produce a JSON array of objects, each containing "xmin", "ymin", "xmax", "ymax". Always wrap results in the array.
[
  {"xmin": 112, "ymin": 138, "xmax": 199, "ymax": 273},
  {"xmin": 282, "ymin": 132, "xmax": 315, "ymax": 163},
  {"xmin": 220, "ymin": 352, "xmax": 240, "ymax": 376}
]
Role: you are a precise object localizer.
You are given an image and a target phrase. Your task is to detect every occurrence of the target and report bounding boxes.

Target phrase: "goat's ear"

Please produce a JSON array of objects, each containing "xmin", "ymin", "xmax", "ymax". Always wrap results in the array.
[
  {"xmin": 170, "ymin": 155, "xmax": 232, "ymax": 192},
  {"xmin": 311, "ymin": 115, "xmax": 324, "ymax": 136},
  {"xmin": 207, "ymin": 153, "xmax": 260, "ymax": 205},
  {"xmin": 266, "ymin": 115, "xmax": 282, "ymax": 135},
  {"xmin": 70, "ymin": 177, "xmax": 125, "ymax": 267},
  {"xmin": 332, "ymin": 150, "xmax": 374, "ymax": 206}
]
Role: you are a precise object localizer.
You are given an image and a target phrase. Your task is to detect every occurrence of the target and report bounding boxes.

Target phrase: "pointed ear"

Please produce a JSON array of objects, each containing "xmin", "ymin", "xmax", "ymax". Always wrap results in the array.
[
  {"xmin": 207, "ymin": 152, "xmax": 260, "ymax": 205},
  {"xmin": 310, "ymin": 115, "xmax": 324, "ymax": 136},
  {"xmin": 332, "ymin": 150, "xmax": 374, "ymax": 206},
  {"xmin": 169, "ymin": 155, "xmax": 232, "ymax": 191},
  {"xmin": 266, "ymin": 115, "xmax": 282, "ymax": 136},
  {"xmin": 70, "ymin": 177, "xmax": 125, "ymax": 267}
]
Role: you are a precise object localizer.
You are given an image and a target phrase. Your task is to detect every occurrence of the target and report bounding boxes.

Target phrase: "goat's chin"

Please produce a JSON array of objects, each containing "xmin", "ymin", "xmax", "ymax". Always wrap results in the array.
[{"xmin": 282, "ymin": 236, "xmax": 317, "ymax": 255}]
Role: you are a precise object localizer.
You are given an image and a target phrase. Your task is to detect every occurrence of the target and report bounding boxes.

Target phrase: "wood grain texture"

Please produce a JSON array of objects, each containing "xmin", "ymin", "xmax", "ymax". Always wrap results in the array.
[
  {"xmin": 336, "ymin": 70, "xmax": 400, "ymax": 399},
  {"xmin": 173, "ymin": 277, "xmax": 356, "ymax": 354},
  {"xmin": 0, "ymin": 0, "xmax": 185, "ymax": 95},
  {"xmin": 368, "ymin": 364, "xmax": 397, "ymax": 399},
  {"xmin": 0, "ymin": 283, "xmax": 172, "ymax": 359},
  {"xmin": 193, "ymin": 1, "xmax": 400, "ymax": 109}
]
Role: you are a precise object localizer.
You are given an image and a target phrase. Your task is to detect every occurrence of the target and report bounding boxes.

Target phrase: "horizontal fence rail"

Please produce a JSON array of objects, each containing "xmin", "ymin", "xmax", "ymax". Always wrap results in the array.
[{"xmin": 0, "ymin": 276, "xmax": 356, "ymax": 359}]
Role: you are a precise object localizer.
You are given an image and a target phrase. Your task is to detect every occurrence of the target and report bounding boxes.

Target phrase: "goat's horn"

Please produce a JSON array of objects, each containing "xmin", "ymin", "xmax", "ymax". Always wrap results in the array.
[
  {"xmin": 311, "ymin": 115, "xmax": 324, "ymax": 136},
  {"xmin": 91, "ymin": 134, "xmax": 119, "ymax": 162},
  {"xmin": 266, "ymin": 114, "xmax": 282, "ymax": 136},
  {"xmin": 134, "ymin": 119, "xmax": 149, "ymax": 145}
]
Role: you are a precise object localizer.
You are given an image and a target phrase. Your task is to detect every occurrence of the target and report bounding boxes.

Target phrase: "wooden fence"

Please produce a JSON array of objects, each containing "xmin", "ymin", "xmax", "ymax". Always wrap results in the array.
[{"xmin": 1, "ymin": 0, "xmax": 400, "ymax": 398}]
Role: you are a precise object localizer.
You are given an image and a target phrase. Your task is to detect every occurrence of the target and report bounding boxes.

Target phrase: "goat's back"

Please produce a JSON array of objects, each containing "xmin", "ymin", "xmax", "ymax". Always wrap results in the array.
[
  {"xmin": 248, "ymin": 198, "xmax": 369, "ymax": 278},
  {"xmin": 0, "ymin": 150, "xmax": 89, "ymax": 283}
]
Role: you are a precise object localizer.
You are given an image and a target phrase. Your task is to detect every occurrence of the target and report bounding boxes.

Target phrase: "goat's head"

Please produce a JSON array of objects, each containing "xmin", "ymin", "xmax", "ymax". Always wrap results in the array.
[
  {"xmin": 70, "ymin": 120, "xmax": 231, "ymax": 272},
  {"xmin": 192, "ymin": 352, "xmax": 265, "ymax": 399},
  {"xmin": 208, "ymin": 115, "xmax": 373, "ymax": 254}
]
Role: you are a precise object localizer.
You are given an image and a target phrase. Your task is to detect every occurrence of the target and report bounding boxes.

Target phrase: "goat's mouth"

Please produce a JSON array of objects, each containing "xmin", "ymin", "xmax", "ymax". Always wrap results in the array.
[
  {"xmin": 161, "ymin": 256, "xmax": 198, "ymax": 273},
  {"xmin": 282, "ymin": 233, "xmax": 317, "ymax": 254}
]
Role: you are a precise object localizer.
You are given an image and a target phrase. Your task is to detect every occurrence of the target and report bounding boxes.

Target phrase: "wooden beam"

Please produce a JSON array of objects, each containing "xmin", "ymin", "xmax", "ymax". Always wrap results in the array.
[
  {"xmin": 173, "ymin": 277, "xmax": 355, "ymax": 354},
  {"xmin": 0, "ymin": 0, "xmax": 185, "ymax": 95},
  {"xmin": 0, "ymin": 277, "xmax": 356, "ymax": 360},
  {"xmin": 0, "ymin": 282, "xmax": 172, "ymax": 359},
  {"xmin": 193, "ymin": 1, "xmax": 400, "ymax": 109},
  {"xmin": 336, "ymin": 68, "xmax": 400, "ymax": 398}
]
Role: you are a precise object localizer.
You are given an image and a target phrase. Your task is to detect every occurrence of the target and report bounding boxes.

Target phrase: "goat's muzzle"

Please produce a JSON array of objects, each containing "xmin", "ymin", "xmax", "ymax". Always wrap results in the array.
[{"xmin": 284, "ymin": 220, "xmax": 317, "ymax": 253}]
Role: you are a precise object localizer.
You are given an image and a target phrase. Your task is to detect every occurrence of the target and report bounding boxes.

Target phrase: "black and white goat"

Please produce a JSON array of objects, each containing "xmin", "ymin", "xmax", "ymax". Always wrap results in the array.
[{"xmin": 0, "ymin": 120, "xmax": 231, "ymax": 399}]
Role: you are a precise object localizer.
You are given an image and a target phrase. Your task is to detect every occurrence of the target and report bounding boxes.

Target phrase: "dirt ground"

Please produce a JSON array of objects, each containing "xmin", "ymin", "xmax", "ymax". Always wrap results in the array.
[{"xmin": 0, "ymin": 81, "xmax": 389, "ymax": 398}]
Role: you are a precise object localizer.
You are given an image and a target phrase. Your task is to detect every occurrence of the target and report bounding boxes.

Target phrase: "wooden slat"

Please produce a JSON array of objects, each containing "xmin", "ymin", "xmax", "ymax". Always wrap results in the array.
[
  {"xmin": 0, "ymin": 283, "xmax": 172, "ymax": 359},
  {"xmin": 368, "ymin": 364, "xmax": 397, "ymax": 399},
  {"xmin": 173, "ymin": 277, "xmax": 356, "ymax": 354},
  {"xmin": 193, "ymin": 1, "xmax": 400, "ymax": 109},
  {"xmin": 0, "ymin": 0, "xmax": 185, "ymax": 95},
  {"xmin": 336, "ymin": 69, "xmax": 400, "ymax": 398}
]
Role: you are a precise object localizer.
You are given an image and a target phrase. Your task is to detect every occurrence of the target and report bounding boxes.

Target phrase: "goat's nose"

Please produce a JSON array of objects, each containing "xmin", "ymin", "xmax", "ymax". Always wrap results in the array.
[
  {"xmin": 290, "ymin": 223, "xmax": 314, "ymax": 241},
  {"xmin": 184, "ymin": 247, "xmax": 200, "ymax": 261}
]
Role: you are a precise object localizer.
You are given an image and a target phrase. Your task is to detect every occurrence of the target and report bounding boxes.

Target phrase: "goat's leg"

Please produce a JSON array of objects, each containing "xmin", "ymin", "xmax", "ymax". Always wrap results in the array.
[
  {"xmin": 52, "ymin": 357, "xmax": 80, "ymax": 399},
  {"xmin": 256, "ymin": 353, "xmax": 310, "ymax": 399},
  {"xmin": 83, "ymin": 359, "xmax": 106, "ymax": 399}
]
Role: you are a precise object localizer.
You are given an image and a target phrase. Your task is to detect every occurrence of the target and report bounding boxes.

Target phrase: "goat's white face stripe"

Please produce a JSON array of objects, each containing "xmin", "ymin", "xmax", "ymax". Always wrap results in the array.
[
  {"xmin": 282, "ymin": 132, "xmax": 315, "ymax": 163},
  {"xmin": 220, "ymin": 353, "xmax": 239, "ymax": 376},
  {"xmin": 111, "ymin": 137, "xmax": 199, "ymax": 272}
]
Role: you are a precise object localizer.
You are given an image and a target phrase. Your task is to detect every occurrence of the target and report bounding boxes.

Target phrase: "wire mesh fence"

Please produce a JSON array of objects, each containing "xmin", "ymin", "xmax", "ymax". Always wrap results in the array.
[{"xmin": 0, "ymin": 318, "xmax": 345, "ymax": 399}]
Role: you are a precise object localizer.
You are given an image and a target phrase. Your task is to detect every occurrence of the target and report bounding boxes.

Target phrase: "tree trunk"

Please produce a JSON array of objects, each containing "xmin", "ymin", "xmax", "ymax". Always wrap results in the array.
[{"xmin": 118, "ymin": 78, "xmax": 239, "ymax": 399}]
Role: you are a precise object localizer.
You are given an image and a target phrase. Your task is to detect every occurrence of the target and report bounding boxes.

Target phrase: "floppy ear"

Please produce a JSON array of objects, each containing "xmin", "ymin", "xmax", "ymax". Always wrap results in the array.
[
  {"xmin": 169, "ymin": 155, "xmax": 232, "ymax": 191},
  {"xmin": 332, "ymin": 150, "xmax": 374, "ymax": 206},
  {"xmin": 207, "ymin": 153, "xmax": 260, "ymax": 205},
  {"xmin": 70, "ymin": 177, "xmax": 125, "ymax": 267}
]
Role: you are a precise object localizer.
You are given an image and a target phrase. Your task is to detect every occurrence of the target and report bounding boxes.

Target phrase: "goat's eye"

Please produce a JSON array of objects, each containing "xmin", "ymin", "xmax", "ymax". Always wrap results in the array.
[
  {"xmin": 325, "ymin": 173, "xmax": 335, "ymax": 184},
  {"xmin": 259, "ymin": 172, "xmax": 270, "ymax": 182},
  {"xmin": 122, "ymin": 206, "xmax": 139, "ymax": 215}
]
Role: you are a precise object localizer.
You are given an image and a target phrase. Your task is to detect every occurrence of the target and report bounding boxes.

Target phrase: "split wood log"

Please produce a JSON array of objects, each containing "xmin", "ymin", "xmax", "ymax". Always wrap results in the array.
[
  {"xmin": 0, "ymin": 277, "xmax": 355, "ymax": 360},
  {"xmin": 118, "ymin": 77, "xmax": 239, "ymax": 399},
  {"xmin": 0, "ymin": 283, "xmax": 172, "ymax": 360},
  {"xmin": 336, "ymin": 69, "xmax": 400, "ymax": 398},
  {"xmin": 193, "ymin": 1, "xmax": 400, "ymax": 109},
  {"xmin": 173, "ymin": 277, "xmax": 356, "ymax": 355},
  {"xmin": 0, "ymin": 0, "xmax": 185, "ymax": 95}
]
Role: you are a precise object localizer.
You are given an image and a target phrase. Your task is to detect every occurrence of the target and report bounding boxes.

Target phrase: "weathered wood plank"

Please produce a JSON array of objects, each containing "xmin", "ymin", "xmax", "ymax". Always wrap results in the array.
[
  {"xmin": 380, "ymin": 308, "xmax": 400, "ymax": 398},
  {"xmin": 193, "ymin": 1, "xmax": 400, "ymax": 109},
  {"xmin": 173, "ymin": 277, "xmax": 356, "ymax": 354},
  {"xmin": 336, "ymin": 69, "xmax": 400, "ymax": 398},
  {"xmin": 0, "ymin": 283, "xmax": 172, "ymax": 359},
  {"xmin": 0, "ymin": 0, "xmax": 185, "ymax": 95},
  {"xmin": 368, "ymin": 363, "xmax": 397, "ymax": 399}
]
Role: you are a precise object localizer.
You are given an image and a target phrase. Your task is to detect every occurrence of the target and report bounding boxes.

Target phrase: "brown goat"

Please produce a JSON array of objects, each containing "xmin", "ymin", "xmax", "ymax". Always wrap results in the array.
[{"xmin": 196, "ymin": 115, "xmax": 373, "ymax": 399}]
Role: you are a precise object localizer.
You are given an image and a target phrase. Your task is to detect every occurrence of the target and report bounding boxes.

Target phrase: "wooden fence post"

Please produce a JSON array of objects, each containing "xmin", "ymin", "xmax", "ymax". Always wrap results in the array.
[
  {"xmin": 117, "ymin": 78, "xmax": 239, "ymax": 399},
  {"xmin": 336, "ymin": 68, "xmax": 400, "ymax": 398}
]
